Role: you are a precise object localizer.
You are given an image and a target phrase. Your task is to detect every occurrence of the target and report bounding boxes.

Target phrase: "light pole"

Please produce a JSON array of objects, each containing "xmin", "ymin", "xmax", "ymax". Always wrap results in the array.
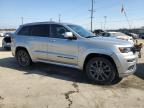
[
  {"xmin": 59, "ymin": 14, "xmax": 61, "ymax": 23},
  {"xmin": 89, "ymin": 0, "xmax": 95, "ymax": 32},
  {"xmin": 104, "ymin": 16, "xmax": 107, "ymax": 30}
]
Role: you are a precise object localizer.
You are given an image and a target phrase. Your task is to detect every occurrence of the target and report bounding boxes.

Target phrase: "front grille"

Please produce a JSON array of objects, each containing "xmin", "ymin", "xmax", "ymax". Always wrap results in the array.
[{"xmin": 127, "ymin": 59, "xmax": 136, "ymax": 62}]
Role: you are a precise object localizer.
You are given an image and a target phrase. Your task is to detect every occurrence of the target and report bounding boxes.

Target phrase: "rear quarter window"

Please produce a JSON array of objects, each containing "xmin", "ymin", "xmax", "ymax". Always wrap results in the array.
[
  {"xmin": 17, "ymin": 26, "xmax": 30, "ymax": 36},
  {"xmin": 17, "ymin": 24, "xmax": 50, "ymax": 37}
]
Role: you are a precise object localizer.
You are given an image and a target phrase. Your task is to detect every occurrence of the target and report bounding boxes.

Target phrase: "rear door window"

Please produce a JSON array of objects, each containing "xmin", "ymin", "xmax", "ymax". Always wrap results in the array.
[{"xmin": 30, "ymin": 24, "xmax": 50, "ymax": 37}]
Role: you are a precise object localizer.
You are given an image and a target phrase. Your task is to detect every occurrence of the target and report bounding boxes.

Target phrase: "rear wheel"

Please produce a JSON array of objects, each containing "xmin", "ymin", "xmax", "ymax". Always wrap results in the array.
[
  {"xmin": 16, "ymin": 49, "xmax": 32, "ymax": 67},
  {"xmin": 85, "ymin": 57, "xmax": 119, "ymax": 85}
]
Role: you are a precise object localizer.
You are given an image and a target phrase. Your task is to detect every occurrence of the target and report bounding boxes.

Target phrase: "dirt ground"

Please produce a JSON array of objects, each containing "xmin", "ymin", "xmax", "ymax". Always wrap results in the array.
[{"xmin": 0, "ymin": 37, "xmax": 144, "ymax": 108}]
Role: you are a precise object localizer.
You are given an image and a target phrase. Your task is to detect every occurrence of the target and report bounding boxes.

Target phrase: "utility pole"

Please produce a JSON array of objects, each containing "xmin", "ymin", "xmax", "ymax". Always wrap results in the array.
[
  {"xmin": 21, "ymin": 17, "xmax": 24, "ymax": 25},
  {"xmin": 59, "ymin": 14, "xmax": 61, "ymax": 23},
  {"xmin": 89, "ymin": 0, "xmax": 95, "ymax": 32}
]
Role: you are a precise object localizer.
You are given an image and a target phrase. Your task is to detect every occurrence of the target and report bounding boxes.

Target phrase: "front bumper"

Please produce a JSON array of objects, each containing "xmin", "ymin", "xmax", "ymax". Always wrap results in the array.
[{"xmin": 112, "ymin": 52, "xmax": 138, "ymax": 78}]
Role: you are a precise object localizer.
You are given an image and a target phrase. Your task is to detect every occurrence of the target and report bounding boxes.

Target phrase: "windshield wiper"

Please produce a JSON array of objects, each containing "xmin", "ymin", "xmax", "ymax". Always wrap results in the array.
[{"xmin": 85, "ymin": 36, "xmax": 96, "ymax": 38}]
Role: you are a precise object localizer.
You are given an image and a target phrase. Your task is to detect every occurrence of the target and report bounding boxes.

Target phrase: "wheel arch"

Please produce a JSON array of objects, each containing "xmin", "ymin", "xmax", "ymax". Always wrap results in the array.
[
  {"xmin": 83, "ymin": 53, "xmax": 117, "ymax": 72},
  {"xmin": 15, "ymin": 46, "xmax": 36, "ymax": 62},
  {"xmin": 15, "ymin": 46, "xmax": 28, "ymax": 54}
]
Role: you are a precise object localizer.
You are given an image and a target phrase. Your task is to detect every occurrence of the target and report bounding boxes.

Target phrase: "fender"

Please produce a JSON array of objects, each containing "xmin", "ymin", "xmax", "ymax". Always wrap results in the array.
[{"xmin": 78, "ymin": 48, "xmax": 114, "ymax": 70}]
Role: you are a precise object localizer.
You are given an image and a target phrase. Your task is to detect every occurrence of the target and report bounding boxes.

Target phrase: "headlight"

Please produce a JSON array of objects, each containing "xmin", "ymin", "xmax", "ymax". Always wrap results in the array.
[{"xmin": 119, "ymin": 47, "xmax": 131, "ymax": 53}]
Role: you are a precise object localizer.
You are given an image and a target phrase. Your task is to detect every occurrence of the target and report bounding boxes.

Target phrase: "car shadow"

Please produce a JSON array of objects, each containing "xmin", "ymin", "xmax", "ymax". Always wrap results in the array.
[
  {"xmin": 0, "ymin": 57, "xmax": 143, "ymax": 85},
  {"xmin": 135, "ymin": 63, "xmax": 144, "ymax": 80},
  {"xmin": 0, "ymin": 47, "xmax": 5, "ymax": 51},
  {"xmin": 0, "ymin": 57, "xmax": 89, "ymax": 84}
]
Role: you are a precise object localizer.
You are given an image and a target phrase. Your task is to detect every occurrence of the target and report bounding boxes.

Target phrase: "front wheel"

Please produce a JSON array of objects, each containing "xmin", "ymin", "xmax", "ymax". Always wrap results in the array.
[
  {"xmin": 16, "ymin": 49, "xmax": 32, "ymax": 67},
  {"xmin": 85, "ymin": 57, "xmax": 119, "ymax": 85}
]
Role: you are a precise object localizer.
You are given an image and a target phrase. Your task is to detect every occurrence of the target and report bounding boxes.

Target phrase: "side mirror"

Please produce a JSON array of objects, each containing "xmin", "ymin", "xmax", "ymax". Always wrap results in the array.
[{"xmin": 64, "ymin": 32, "xmax": 75, "ymax": 39}]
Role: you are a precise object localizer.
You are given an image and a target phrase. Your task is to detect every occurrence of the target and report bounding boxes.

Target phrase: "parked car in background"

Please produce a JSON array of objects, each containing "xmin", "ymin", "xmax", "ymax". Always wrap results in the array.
[
  {"xmin": 93, "ymin": 29, "xmax": 104, "ymax": 35},
  {"xmin": 11, "ymin": 22, "xmax": 137, "ymax": 85},
  {"xmin": 139, "ymin": 34, "xmax": 144, "ymax": 39},
  {"xmin": 125, "ymin": 32, "xmax": 139, "ymax": 39},
  {"xmin": 2, "ymin": 33, "xmax": 12, "ymax": 50},
  {"xmin": 130, "ymin": 33, "xmax": 139, "ymax": 39}
]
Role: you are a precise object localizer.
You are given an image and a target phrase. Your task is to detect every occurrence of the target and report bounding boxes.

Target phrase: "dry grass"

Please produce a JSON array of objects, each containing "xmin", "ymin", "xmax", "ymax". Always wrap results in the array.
[{"xmin": 137, "ymin": 39, "xmax": 144, "ymax": 44}]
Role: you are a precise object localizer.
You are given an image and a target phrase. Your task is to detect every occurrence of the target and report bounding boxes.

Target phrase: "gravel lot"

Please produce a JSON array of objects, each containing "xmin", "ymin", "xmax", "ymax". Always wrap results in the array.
[{"xmin": 0, "ymin": 37, "xmax": 144, "ymax": 108}]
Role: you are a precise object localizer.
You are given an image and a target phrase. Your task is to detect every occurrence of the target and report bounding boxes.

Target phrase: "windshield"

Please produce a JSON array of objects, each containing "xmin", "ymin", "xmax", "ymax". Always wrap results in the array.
[{"xmin": 67, "ymin": 25, "xmax": 95, "ymax": 38}]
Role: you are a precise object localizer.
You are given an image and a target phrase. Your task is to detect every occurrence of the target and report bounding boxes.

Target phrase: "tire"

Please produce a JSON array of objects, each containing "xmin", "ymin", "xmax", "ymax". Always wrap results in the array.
[
  {"xmin": 16, "ymin": 49, "xmax": 32, "ymax": 67},
  {"xmin": 85, "ymin": 57, "xmax": 119, "ymax": 85},
  {"xmin": 111, "ymin": 75, "xmax": 122, "ymax": 84}
]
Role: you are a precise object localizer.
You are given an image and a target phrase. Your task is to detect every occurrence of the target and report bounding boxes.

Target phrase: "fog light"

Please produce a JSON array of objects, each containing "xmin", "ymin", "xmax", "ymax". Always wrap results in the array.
[{"xmin": 128, "ymin": 65, "xmax": 135, "ymax": 70}]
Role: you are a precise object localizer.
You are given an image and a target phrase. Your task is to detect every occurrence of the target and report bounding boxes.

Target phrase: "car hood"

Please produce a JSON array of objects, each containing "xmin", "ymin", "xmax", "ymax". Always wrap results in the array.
[{"xmin": 88, "ymin": 36, "xmax": 133, "ymax": 46}]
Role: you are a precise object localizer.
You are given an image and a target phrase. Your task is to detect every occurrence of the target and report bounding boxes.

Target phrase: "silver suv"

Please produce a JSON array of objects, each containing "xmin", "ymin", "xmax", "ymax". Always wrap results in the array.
[{"xmin": 11, "ymin": 22, "xmax": 137, "ymax": 85}]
